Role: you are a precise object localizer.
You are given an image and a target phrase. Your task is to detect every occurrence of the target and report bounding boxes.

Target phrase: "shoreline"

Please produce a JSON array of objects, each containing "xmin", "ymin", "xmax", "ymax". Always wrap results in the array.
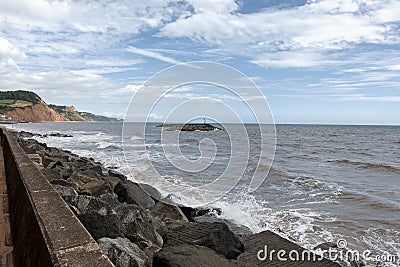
[{"xmin": 9, "ymin": 129, "xmax": 345, "ymax": 266}]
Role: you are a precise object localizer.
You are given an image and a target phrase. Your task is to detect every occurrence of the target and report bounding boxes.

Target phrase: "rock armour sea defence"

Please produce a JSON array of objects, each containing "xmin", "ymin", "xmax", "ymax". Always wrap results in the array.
[{"xmin": 15, "ymin": 130, "xmax": 341, "ymax": 267}]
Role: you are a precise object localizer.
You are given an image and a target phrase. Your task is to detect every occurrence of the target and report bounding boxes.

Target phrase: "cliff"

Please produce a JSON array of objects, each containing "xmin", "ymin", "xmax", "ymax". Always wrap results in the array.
[
  {"xmin": 0, "ymin": 90, "xmax": 119, "ymax": 122},
  {"xmin": 49, "ymin": 105, "xmax": 116, "ymax": 122},
  {"xmin": 5, "ymin": 102, "xmax": 68, "ymax": 122}
]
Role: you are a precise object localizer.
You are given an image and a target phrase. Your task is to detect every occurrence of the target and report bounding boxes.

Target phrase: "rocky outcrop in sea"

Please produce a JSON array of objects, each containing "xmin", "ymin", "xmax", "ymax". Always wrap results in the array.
[{"xmin": 157, "ymin": 123, "xmax": 222, "ymax": 131}]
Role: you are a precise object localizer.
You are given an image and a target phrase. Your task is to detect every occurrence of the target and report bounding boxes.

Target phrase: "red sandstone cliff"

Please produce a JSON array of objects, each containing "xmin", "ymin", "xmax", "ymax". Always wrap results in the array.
[{"xmin": 5, "ymin": 102, "xmax": 68, "ymax": 122}]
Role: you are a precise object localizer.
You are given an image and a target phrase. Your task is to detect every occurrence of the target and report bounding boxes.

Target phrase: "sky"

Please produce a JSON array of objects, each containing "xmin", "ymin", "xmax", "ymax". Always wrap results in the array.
[{"xmin": 0, "ymin": 0, "xmax": 400, "ymax": 125}]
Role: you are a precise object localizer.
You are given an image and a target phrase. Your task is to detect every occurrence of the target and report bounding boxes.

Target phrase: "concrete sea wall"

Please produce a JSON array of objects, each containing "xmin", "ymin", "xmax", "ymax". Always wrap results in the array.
[{"xmin": 0, "ymin": 128, "xmax": 113, "ymax": 266}]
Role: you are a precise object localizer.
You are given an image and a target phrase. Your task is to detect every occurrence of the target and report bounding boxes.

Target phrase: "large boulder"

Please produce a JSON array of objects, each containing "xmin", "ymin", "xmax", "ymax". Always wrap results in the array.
[
  {"xmin": 79, "ymin": 179, "xmax": 113, "ymax": 197},
  {"xmin": 149, "ymin": 201, "xmax": 188, "ymax": 225},
  {"xmin": 63, "ymin": 195, "xmax": 112, "ymax": 214},
  {"xmin": 114, "ymin": 181, "xmax": 155, "ymax": 209},
  {"xmin": 138, "ymin": 183, "xmax": 162, "ymax": 201},
  {"xmin": 50, "ymin": 179, "xmax": 74, "ymax": 188},
  {"xmin": 108, "ymin": 169, "xmax": 127, "ymax": 180},
  {"xmin": 165, "ymin": 222, "xmax": 244, "ymax": 259},
  {"xmin": 52, "ymin": 184, "xmax": 78, "ymax": 197},
  {"xmin": 194, "ymin": 214, "xmax": 253, "ymax": 238},
  {"xmin": 90, "ymin": 165, "xmax": 106, "ymax": 176},
  {"xmin": 153, "ymin": 245, "xmax": 235, "ymax": 267},
  {"xmin": 67, "ymin": 171, "xmax": 113, "ymax": 197},
  {"xmin": 114, "ymin": 204, "xmax": 163, "ymax": 250},
  {"xmin": 60, "ymin": 167, "xmax": 74, "ymax": 179},
  {"xmin": 40, "ymin": 168, "xmax": 63, "ymax": 182},
  {"xmin": 77, "ymin": 212, "xmax": 124, "ymax": 240},
  {"xmin": 99, "ymin": 193, "xmax": 121, "ymax": 209},
  {"xmin": 98, "ymin": 237, "xmax": 148, "ymax": 267},
  {"xmin": 70, "ymin": 157, "xmax": 95, "ymax": 170},
  {"xmin": 47, "ymin": 160, "xmax": 66, "ymax": 169}
]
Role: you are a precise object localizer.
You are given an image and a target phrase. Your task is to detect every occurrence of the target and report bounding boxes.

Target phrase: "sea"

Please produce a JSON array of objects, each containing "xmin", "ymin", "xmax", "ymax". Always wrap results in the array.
[{"xmin": 5, "ymin": 122, "xmax": 400, "ymax": 266}]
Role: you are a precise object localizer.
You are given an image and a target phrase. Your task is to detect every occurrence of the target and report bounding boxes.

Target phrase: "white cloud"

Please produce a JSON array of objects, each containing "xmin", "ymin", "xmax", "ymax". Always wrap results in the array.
[
  {"xmin": 275, "ymin": 93, "xmax": 400, "ymax": 103},
  {"xmin": 160, "ymin": 0, "xmax": 391, "ymax": 46},
  {"xmin": 0, "ymin": 0, "xmax": 70, "ymax": 20},
  {"xmin": 371, "ymin": 0, "xmax": 400, "ymax": 23},
  {"xmin": 0, "ymin": 37, "xmax": 24, "ymax": 59},
  {"xmin": 99, "ymin": 111, "xmax": 125, "ymax": 119},
  {"xmin": 330, "ymin": 94, "xmax": 400, "ymax": 102},
  {"xmin": 127, "ymin": 46, "xmax": 181, "ymax": 65},
  {"xmin": 187, "ymin": 0, "xmax": 238, "ymax": 13},
  {"xmin": 159, "ymin": 0, "xmax": 400, "ymax": 68},
  {"xmin": 251, "ymin": 50, "xmax": 342, "ymax": 68}
]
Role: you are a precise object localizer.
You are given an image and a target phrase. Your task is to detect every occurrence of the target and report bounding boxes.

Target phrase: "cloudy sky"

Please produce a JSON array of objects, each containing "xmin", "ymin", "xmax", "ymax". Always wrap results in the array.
[{"xmin": 0, "ymin": 0, "xmax": 399, "ymax": 124}]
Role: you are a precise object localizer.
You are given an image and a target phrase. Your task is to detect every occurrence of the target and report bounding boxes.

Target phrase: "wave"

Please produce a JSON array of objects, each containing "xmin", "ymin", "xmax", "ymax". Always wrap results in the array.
[
  {"xmin": 328, "ymin": 159, "xmax": 400, "ymax": 173},
  {"xmin": 96, "ymin": 141, "xmax": 120, "ymax": 149},
  {"xmin": 340, "ymin": 191, "xmax": 400, "ymax": 212},
  {"xmin": 130, "ymin": 135, "xmax": 142, "ymax": 141}
]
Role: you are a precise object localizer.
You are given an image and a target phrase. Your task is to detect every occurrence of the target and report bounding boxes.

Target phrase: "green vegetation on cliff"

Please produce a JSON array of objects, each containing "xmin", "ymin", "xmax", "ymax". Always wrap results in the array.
[
  {"xmin": 0, "ymin": 90, "xmax": 42, "ymax": 113},
  {"xmin": 0, "ymin": 90, "xmax": 42, "ymax": 104}
]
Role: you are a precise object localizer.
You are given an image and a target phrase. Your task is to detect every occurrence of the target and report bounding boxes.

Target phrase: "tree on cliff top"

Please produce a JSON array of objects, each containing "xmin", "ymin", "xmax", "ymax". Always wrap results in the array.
[{"xmin": 0, "ymin": 90, "xmax": 42, "ymax": 104}]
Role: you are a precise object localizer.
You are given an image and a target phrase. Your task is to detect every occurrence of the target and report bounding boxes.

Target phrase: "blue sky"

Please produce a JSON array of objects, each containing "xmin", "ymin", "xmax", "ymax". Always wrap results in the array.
[{"xmin": 0, "ymin": 0, "xmax": 399, "ymax": 125}]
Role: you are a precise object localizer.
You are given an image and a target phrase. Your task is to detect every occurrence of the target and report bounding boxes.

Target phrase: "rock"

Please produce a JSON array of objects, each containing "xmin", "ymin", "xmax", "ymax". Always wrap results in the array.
[
  {"xmin": 149, "ymin": 201, "xmax": 188, "ymax": 224},
  {"xmin": 27, "ymin": 153, "xmax": 43, "ymax": 166},
  {"xmin": 70, "ymin": 170, "xmax": 102, "ymax": 181},
  {"xmin": 90, "ymin": 165, "xmax": 105, "ymax": 176},
  {"xmin": 114, "ymin": 204, "xmax": 163, "ymax": 250},
  {"xmin": 153, "ymin": 245, "xmax": 235, "ymax": 267},
  {"xmin": 98, "ymin": 237, "xmax": 148, "ymax": 267},
  {"xmin": 194, "ymin": 215, "xmax": 253, "ymax": 238},
  {"xmin": 60, "ymin": 168, "xmax": 74, "ymax": 179},
  {"xmin": 165, "ymin": 222, "xmax": 244, "ymax": 259},
  {"xmin": 63, "ymin": 195, "xmax": 112, "ymax": 214},
  {"xmin": 68, "ymin": 171, "xmax": 113, "ymax": 197},
  {"xmin": 138, "ymin": 183, "xmax": 162, "ymax": 201},
  {"xmin": 47, "ymin": 160, "xmax": 65, "ymax": 169},
  {"xmin": 77, "ymin": 212, "xmax": 124, "ymax": 240},
  {"xmin": 103, "ymin": 175, "xmax": 125, "ymax": 189},
  {"xmin": 40, "ymin": 168, "xmax": 63, "ymax": 182},
  {"xmin": 114, "ymin": 181, "xmax": 155, "ymax": 209},
  {"xmin": 179, "ymin": 206, "xmax": 222, "ymax": 222},
  {"xmin": 18, "ymin": 131, "xmax": 34, "ymax": 138},
  {"xmin": 71, "ymin": 158, "xmax": 94, "ymax": 170},
  {"xmin": 157, "ymin": 123, "xmax": 222, "ymax": 132},
  {"xmin": 45, "ymin": 133, "xmax": 73, "ymax": 137},
  {"xmin": 79, "ymin": 179, "xmax": 113, "ymax": 197},
  {"xmin": 108, "ymin": 169, "xmax": 127, "ymax": 180},
  {"xmin": 99, "ymin": 193, "xmax": 121, "ymax": 209},
  {"xmin": 52, "ymin": 184, "xmax": 78, "ymax": 197},
  {"xmin": 151, "ymin": 219, "xmax": 169, "ymax": 241},
  {"xmin": 19, "ymin": 138, "xmax": 43, "ymax": 153},
  {"xmin": 50, "ymin": 179, "xmax": 74, "ymax": 188}
]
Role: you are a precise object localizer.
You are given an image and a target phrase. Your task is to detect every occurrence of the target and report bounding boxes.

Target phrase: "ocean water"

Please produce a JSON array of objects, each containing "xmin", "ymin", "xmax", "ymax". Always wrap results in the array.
[{"xmin": 6, "ymin": 122, "xmax": 400, "ymax": 266}]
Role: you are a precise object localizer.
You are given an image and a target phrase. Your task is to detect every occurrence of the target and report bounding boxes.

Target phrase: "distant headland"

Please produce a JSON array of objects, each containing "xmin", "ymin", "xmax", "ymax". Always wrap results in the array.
[{"xmin": 0, "ymin": 90, "xmax": 121, "ymax": 123}]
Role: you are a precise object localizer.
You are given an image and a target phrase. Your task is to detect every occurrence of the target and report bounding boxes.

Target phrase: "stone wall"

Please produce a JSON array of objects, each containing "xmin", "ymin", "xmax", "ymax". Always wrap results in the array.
[{"xmin": 0, "ymin": 128, "xmax": 113, "ymax": 267}]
